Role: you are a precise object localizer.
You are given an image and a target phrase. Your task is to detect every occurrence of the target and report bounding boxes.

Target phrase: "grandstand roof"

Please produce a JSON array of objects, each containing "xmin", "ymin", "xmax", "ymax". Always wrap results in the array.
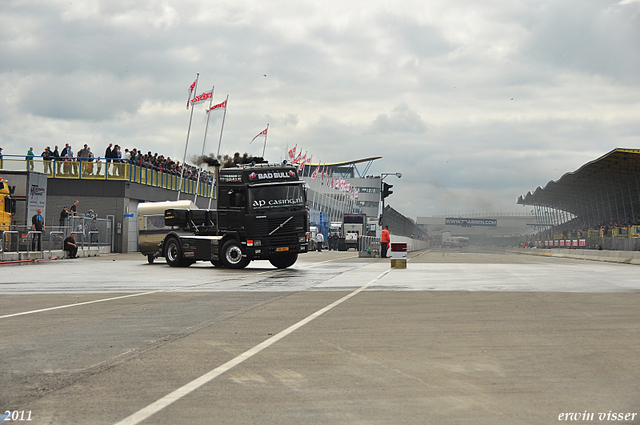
[
  {"xmin": 307, "ymin": 156, "xmax": 382, "ymax": 167},
  {"xmin": 302, "ymin": 156, "xmax": 382, "ymax": 178},
  {"xmin": 517, "ymin": 148, "xmax": 640, "ymax": 221}
]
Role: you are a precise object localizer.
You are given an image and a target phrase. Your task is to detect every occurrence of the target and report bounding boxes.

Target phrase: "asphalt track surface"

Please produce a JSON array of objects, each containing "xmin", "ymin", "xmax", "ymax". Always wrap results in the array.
[{"xmin": 1, "ymin": 248, "xmax": 639, "ymax": 425}]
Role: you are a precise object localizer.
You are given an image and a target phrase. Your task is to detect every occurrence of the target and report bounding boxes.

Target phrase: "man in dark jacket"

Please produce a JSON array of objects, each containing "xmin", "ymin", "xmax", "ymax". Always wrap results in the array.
[
  {"xmin": 64, "ymin": 233, "xmax": 78, "ymax": 258},
  {"xmin": 31, "ymin": 208, "xmax": 45, "ymax": 250}
]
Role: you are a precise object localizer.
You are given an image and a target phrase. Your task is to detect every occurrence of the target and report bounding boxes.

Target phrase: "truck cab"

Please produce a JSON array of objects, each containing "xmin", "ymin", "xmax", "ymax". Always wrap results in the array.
[{"xmin": 161, "ymin": 164, "xmax": 309, "ymax": 269}]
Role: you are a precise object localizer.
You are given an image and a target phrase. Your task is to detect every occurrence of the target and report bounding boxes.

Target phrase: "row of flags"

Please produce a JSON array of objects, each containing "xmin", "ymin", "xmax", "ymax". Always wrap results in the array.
[{"xmin": 287, "ymin": 146, "xmax": 359, "ymax": 200}]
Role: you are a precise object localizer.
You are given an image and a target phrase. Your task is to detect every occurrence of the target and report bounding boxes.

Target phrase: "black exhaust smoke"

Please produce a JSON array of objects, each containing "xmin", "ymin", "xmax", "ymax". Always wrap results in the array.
[{"xmin": 193, "ymin": 152, "xmax": 267, "ymax": 168}]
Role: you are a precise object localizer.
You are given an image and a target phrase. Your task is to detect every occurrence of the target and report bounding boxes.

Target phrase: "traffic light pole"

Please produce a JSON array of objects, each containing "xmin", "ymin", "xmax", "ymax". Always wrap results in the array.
[
  {"xmin": 379, "ymin": 172, "xmax": 401, "ymax": 227},
  {"xmin": 380, "ymin": 177, "xmax": 385, "ymax": 226}
]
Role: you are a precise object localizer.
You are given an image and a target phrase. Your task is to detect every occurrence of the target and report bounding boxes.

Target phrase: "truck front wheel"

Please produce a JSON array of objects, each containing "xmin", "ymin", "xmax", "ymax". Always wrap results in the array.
[
  {"xmin": 269, "ymin": 253, "xmax": 298, "ymax": 269},
  {"xmin": 220, "ymin": 240, "xmax": 250, "ymax": 269}
]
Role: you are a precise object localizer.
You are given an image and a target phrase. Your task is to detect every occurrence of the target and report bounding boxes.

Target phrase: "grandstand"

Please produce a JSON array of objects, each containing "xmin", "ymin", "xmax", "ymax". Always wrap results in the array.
[{"xmin": 517, "ymin": 148, "xmax": 640, "ymax": 250}]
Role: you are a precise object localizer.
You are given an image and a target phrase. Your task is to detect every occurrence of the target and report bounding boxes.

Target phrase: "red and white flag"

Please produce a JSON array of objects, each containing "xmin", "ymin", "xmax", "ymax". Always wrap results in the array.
[
  {"xmin": 311, "ymin": 165, "xmax": 320, "ymax": 179},
  {"xmin": 186, "ymin": 79, "xmax": 197, "ymax": 109},
  {"xmin": 250, "ymin": 127, "xmax": 268, "ymax": 144},
  {"xmin": 288, "ymin": 146, "xmax": 296, "ymax": 160},
  {"xmin": 206, "ymin": 99, "xmax": 227, "ymax": 113},
  {"xmin": 298, "ymin": 153, "xmax": 307, "ymax": 170},
  {"xmin": 190, "ymin": 89, "xmax": 213, "ymax": 106}
]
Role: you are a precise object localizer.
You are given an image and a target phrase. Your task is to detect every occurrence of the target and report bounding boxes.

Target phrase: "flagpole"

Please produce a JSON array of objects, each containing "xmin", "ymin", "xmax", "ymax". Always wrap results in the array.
[
  {"xmin": 261, "ymin": 123, "xmax": 269, "ymax": 158},
  {"xmin": 194, "ymin": 85, "xmax": 215, "ymax": 205},
  {"xmin": 216, "ymin": 95, "xmax": 229, "ymax": 157},
  {"xmin": 207, "ymin": 94, "xmax": 228, "ymax": 209},
  {"xmin": 178, "ymin": 73, "xmax": 199, "ymax": 201}
]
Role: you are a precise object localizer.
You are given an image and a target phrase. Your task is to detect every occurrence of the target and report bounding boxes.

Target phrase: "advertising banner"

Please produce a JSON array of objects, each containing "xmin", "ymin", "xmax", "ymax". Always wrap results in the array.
[{"xmin": 445, "ymin": 217, "xmax": 497, "ymax": 227}]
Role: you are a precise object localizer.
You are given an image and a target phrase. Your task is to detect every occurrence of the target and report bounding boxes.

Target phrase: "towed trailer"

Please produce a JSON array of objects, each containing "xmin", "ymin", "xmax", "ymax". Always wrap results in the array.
[{"xmin": 138, "ymin": 200, "xmax": 197, "ymax": 264}]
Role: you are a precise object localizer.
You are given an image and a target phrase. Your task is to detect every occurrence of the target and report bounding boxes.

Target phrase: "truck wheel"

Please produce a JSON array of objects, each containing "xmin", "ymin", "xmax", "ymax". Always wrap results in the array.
[
  {"xmin": 220, "ymin": 240, "xmax": 250, "ymax": 269},
  {"xmin": 269, "ymin": 253, "xmax": 298, "ymax": 269},
  {"xmin": 164, "ymin": 237, "xmax": 183, "ymax": 267}
]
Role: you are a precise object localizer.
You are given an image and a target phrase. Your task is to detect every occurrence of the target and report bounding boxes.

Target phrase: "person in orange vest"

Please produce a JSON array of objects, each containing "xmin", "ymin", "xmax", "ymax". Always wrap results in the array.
[{"xmin": 380, "ymin": 225, "xmax": 390, "ymax": 258}]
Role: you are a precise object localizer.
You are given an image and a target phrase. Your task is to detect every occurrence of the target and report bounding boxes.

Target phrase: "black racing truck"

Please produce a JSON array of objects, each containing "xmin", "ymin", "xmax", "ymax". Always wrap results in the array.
[{"xmin": 160, "ymin": 164, "xmax": 309, "ymax": 269}]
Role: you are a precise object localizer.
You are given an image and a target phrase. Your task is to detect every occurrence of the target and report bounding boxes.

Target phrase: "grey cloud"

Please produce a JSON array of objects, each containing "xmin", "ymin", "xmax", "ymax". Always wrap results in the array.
[
  {"xmin": 265, "ymin": 114, "xmax": 298, "ymax": 127},
  {"xmin": 520, "ymin": 1, "xmax": 640, "ymax": 82},
  {"xmin": 369, "ymin": 104, "xmax": 427, "ymax": 134}
]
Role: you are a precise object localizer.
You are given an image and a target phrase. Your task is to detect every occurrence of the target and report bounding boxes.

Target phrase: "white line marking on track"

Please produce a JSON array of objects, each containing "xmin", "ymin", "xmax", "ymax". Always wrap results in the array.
[
  {"xmin": 0, "ymin": 269, "xmax": 281, "ymax": 319},
  {"xmin": 0, "ymin": 291, "xmax": 163, "ymax": 320},
  {"xmin": 112, "ymin": 268, "xmax": 392, "ymax": 425}
]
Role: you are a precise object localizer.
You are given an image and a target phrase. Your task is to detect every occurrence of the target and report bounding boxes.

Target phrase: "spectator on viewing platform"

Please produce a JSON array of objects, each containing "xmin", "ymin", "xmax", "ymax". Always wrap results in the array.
[
  {"xmin": 94, "ymin": 156, "xmax": 102, "ymax": 176},
  {"xmin": 78, "ymin": 144, "xmax": 90, "ymax": 160},
  {"xmin": 112, "ymin": 144, "xmax": 123, "ymax": 176},
  {"xmin": 77, "ymin": 144, "xmax": 90, "ymax": 175},
  {"xmin": 41, "ymin": 147, "xmax": 54, "ymax": 174},
  {"xmin": 26, "ymin": 147, "xmax": 35, "ymax": 171},
  {"xmin": 67, "ymin": 145, "xmax": 78, "ymax": 175},
  {"xmin": 105, "ymin": 143, "xmax": 113, "ymax": 163},
  {"xmin": 70, "ymin": 200, "xmax": 79, "ymax": 216},
  {"xmin": 53, "ymin": 145, "xmax": 60, "ymax": 174}
]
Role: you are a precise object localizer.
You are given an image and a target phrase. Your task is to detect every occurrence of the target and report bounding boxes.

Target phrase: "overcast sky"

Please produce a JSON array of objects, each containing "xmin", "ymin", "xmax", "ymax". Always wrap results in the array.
[{"xmin": 2, "ymin": 0, "xmax": 640, "ymax": 219}]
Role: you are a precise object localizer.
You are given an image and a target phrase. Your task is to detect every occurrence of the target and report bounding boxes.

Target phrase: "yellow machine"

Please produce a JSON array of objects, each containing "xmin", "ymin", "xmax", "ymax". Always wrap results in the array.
[{"xmin": 0, "ymin": 177, "xmax": 15, "ymax": 231}]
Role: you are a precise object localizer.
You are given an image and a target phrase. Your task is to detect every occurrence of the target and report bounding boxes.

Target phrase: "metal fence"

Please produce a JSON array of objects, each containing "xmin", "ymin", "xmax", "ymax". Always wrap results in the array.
[
  {"xmin": 383, "ymin": 205, "xmax": 428, "ymax": 240},
  {"xmin": 1, "ymin": 215, "xmax": 114, "ymax": 258},
  {"xmin": 358, "ymin": 235, "xmax": 380, "ymax": 252}
]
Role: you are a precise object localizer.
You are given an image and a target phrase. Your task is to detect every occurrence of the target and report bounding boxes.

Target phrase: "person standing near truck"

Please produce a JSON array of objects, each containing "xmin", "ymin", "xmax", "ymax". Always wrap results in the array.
[
  {"xmin": 316, "ymin": 232, "xmax": 324, "ymax": 252},
  {"xmin": 380, "ymin": 225, "xmax": 390, "ymax": 258}
]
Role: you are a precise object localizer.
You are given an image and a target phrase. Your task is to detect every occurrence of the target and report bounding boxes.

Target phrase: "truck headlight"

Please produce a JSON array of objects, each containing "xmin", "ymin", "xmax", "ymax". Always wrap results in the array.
[
  {"xmin": 298, "ymin": 236, "xmax": 306, "ymax": 243},
  {"xmin": 254, "ymin": 240, "xmax": 262, "ymax": 246}
]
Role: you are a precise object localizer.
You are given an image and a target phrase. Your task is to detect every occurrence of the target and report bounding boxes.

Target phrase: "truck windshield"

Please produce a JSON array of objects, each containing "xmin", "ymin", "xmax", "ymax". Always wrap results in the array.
[{"xmin": 248, "ymin": 185, "xmax": 304, "ymax": 210}]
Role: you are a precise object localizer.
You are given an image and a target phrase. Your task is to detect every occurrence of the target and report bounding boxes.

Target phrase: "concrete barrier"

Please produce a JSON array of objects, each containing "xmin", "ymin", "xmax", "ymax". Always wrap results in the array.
[
  {"xmin": 517, "ymin": 248, "xmax": 640, "ymax": 265},
  {"xmin": 388, "ymin": 236, "xmax": 429, "ymax": 252}
]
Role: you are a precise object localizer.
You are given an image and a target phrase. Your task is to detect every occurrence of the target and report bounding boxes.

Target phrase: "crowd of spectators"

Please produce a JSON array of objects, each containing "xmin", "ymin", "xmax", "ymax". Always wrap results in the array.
[{"xmin": 33, "ymin": 143, "xmax": 214, "ymax": 183}]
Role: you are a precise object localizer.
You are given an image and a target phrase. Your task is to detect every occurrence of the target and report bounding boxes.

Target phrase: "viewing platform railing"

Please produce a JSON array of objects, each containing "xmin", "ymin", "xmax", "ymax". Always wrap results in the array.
[{"xmin": 1, "ymin": 155, "xmax": 213, "ymax": 197}]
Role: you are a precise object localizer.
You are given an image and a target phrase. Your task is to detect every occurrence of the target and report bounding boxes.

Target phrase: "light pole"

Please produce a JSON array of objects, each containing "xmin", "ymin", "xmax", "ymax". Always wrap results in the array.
[{"xmin": 379, "ymin": 172, "xmax": 402, "ymax": 227}]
